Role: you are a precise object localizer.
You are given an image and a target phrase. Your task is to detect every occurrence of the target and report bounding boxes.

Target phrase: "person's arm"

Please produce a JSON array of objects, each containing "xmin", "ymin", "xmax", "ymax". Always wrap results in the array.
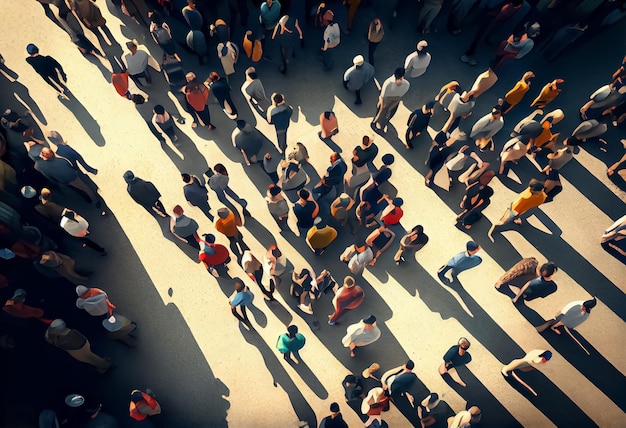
[
  {"xmin": 170, "ymin": 218, "xmax": 187, "ymax": 243},
  {"xmin": 512, "ymin": 279, "xmax": 532, "ymax": 303},
  {"xmin": 271, "ymin": 25, "xmax": 279, "ymax": 40},
  {"xmin": 295, "ymin": 19, "xmax": 303, "ymax": 40},
  {"xmin": 607, "ymin": 153, "xmax": 626, "ymax": 176},
  {"xmin": 377, "ymin": 228, "xmax": 395, "ymax": 254},
  {"xmin": 51, "ymin": 58, "xmax": 67, "ymax": 81}
]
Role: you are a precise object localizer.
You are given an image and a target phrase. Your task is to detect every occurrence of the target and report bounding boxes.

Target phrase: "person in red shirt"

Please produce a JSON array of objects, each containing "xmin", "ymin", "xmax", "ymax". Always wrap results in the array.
[
  {"xmin": 183, "ymin": 71, "xmax": 215, "ymax": 129},
  {"xmin": 198, "ymin": 233, "xmax": 230, "ymax": 276},
  {"xmin": 380, "ymin": 196, "xmax": 404, "ymax": 226},
  {"xmin": 3, "ymin": 289, "xmax": 51, "ymax": 324},
  {"xmin": 129, "ymin": 389, "xmax": 161, "ymax": 421}
]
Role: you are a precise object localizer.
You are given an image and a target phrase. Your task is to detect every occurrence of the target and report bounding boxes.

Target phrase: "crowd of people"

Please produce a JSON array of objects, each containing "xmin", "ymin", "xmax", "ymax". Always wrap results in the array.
[{"xmin": 1, "ymin": 0, "xmax": 624, "ymax": 426}]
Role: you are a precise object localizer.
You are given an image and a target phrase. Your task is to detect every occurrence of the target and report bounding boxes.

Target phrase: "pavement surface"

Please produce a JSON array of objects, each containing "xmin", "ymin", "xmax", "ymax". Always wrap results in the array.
[{"xmin": 0, "ymin": 0, "xmax": 625, "ymax": 427}]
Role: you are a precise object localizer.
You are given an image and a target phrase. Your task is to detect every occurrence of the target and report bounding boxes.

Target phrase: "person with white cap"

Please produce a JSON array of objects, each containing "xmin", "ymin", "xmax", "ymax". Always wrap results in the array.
[
  {"xmin": 404, "ymin": 41, "xmax": 431, "ymax": 78},
  {"xmin": 45, "ymin": 319, "xmax": 112, "ymax": 373},
  {"xmin": 343, "ymin": 54, "xmax": 375, "ymax": 105},
  {"xmin": 501, "ymin": 349, "xmax": 552, "ymax": 396},
  {"xmin": 342, "ymin": 315, "xmax": 381, "ymax": 357}
]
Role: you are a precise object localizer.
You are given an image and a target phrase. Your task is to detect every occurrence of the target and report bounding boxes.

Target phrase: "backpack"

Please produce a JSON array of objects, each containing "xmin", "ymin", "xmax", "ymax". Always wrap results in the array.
[
  {"xmin": 324, "ymin": 23, "xmax": 340, "ymax": 49},
  {"xmin": 152, "ymin": 26, "xmax": 171, "ymax": 46}
]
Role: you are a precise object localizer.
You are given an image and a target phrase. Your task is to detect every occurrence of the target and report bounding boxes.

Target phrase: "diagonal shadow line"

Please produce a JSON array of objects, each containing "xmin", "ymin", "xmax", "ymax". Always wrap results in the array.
[
  {"xmin": 538, "ymin": 328, "xmax": 626, "ymax": 412},
  {"xmin": 288, "ymin": 359, "xmax": 329, "ymax": 399},
  {"xmin": 58, "ymin": 97, "xmax": 106, "ymax": 147}
]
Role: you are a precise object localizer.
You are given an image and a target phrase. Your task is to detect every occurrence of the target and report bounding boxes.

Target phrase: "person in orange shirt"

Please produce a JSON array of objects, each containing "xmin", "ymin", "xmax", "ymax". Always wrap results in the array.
[
  {"xmin": 215, "ymin": 207, "xmax": 249, "ymax": 259},
  {"xmin": 183, "ymin": 72, "xmax": 215, "ymax": 129},
  {"xmin": 488, "ymin": 180, "xmax": 547, "ymax": 241},
  {"xmin": 501, "ymin": 71, "xmax": 534, "ymax": 115},
  {"xmin": 129, "ymin": 389, "xmax": 161, "ymax": 421},
  {"xmin": 3, "ymin": 289, "xmax": 51, "ymax": 324}
]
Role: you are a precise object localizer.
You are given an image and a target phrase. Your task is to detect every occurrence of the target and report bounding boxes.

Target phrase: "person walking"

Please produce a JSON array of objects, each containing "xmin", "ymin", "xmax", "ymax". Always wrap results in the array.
[
  {"xmin": 208, "ymin": 164, "xmax": 250, "ymax": 217},
  {"xmin": 25, "ymin": 44, "xmax": 70, "ymax": 100},
  {"xmin": 537, "ymin": 297, "xmax": 597, "ymax": 334},
  {"xmin": 60, "ymin": 209, "xmax": 107, "ymax": 255},
  {"xmin": 328, "ymin": 276, "xmax": 364, "ymax": 325},
  {"xmin": 394, "ymin": 225, "xmax": 429, "ymax": 265},
  {"xmin": 404, "ymin": 40, "xmax": 431, "ymax": 78},
  {"xmin": 181, "ymin": 173, "xmax": 212, "ymax": 221},
  {"xmin": 170, "ymin": 205, "xmax": 200, "ymax": 250},
  {"xmin": 47, "ymin": 130, "xmax": 98, "ymax": 175},
  {"xmin": 321, "ymin": 17, "xmax": 341, "ymax": 71},
  {"xmin": 306, "ymin": 217, "xmax": 338, "ymax": 255},
  {"xmin": 530, "ymin": 79, "xmax": 564, "ymax": 109},
  {"xmin": 293, "ymin": 188, "xmax": 319, "ymax": 233},
  {"xmin": 229, "ymin": 278, "xmax": 254, "ymax": 328},
  {"xmin": 183, "ymin": 72, "xmax": 216, "ymax": 129},
  {"xmin": 511, "ymin": 262, "xmax": 559, "ymax": 303},
  {"xmin": 439, "ymin": 337, "xmax": 472, "ymax": 387},
  {"xmin": 208, "ymin": 71, "xmax": 238, "ymax": 119},
  {"xmin": 3, "ymin": 289, "xmax": 51, "ymax": 324},
  {"xmin": 371, "ymin": 68, "xmax": 410, "ymax": 133},
  {"xmin": 501, "ymin": 349, "xmax": 552, "ymax": 396},
  {"xmin": 45, "ymin": 319, "xmax": 111, "ymax": 373},
  {"xmin": 342, "ymin": 315, "xmax": 381, "ymax": 357},
  {"xmin": 405, "ymin": 102, "xmax": 435, "ymax": 148},
  {"xmin": 124, "ymin": 41, "xmax": 154, "ymax": 87},
  {"xmin": 232, "ymin": 120, "xmax": 263, "ymax": 166},
  {"xmin": 343, "ymin": 55, "xmax": 375, "ymax": 105},
  {"xmin": 37, "ymin": 251, "xmax": 88, "ymax": 284},
  {"xmin": 437, "ymin": 241, "xmax": 482, "ymax": 284},
  {"xmin": 276, "ymin": 324, "xmax": 306, "ymax": 363},
  {"xmin": 265, "ymin": 184, "xmax": 289, "ymax": 230},
  {"xmin": 267, "ymin": 93, "xmax": 293, "ymax": 154},
  {"xmin": 198, "ymin": 234, "xmax": 231, "ymax": 277},
  {"xmin": 366, "ymin": 18, "xmax": 384, "ymax": 66},
  {"xmin": 313, "ymin": 152, "xmax": 347, "ymax": 199},
  {"xmin": 215, "ymin": 207, "xmax": 249, "ymax": 259},
  {"xmin": 123, "ymin": 171, "xmax": 168, "ymax": 217},
  {"xmin": 152, "ymin": 105, "xmax": 179, "ymax": 142},
  {"xmin": 488, "ymin": 180, "xmax": 547, "ymax": 240},
  {"xmin": 319, "ymin": 402, "xmax": 348, "ymax": 428},
  {"xmin": 262, "ymin": 244, "xmax": 287, "ymax": 301},
  {"xmin": 319, "ymin": 111, "xmax": 339, "ymax": 142},
  {"xmin": 272, "ymin": 14, "xmax": 303, "ymax": 74}
]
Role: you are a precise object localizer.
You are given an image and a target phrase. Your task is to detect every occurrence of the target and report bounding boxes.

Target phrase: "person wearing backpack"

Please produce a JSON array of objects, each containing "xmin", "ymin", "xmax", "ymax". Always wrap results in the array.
[
  {"xmin": 150, "ymin": 14, "xmax": 181, "ymax": 63},
  {"xmin": 322, "ymin": 18, "xmax": 340, "ymax": 71}
]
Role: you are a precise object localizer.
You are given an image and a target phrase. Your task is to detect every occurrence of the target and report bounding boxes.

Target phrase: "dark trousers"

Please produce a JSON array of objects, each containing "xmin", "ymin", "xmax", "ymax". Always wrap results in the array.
[
  {"xmin": 231, "ymin": 305, "xmax": 250, "ymax": 323},
  {"xmin": 129, "ymin": 67, "xmax": 152, "ymax": 86},
  {"xmin": 187, "ymin": 102, "xmax": 212, "ymax": 127},
  {"xmin": 227, "ymin": 232, "xmax": 249, "ymax": 257},
  {"xmin": 80, "ymin": 237, "xmax": 106, "ymax": 253},
  {"xmin": 368, "ymin": 41, "xmax": 378, "ymax": 66}
]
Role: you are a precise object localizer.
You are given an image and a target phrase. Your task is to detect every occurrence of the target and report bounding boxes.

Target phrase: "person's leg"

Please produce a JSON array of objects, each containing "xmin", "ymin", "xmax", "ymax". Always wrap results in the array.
[
  {"xmin": 128, "ymin": 73, "xmax": 143, "ymax": 87},
  {"xmin": 185, "ymin": 235, "xmax": 201, "ymax": 250},
  {"xmin": 68, "ymin": 177, "xmax": 99, "ymax": 204},
  {"xmin": 153, "ymin": 200, "xmax": 168, "ymax": 216},
  {"xmin": 277, "ymin": 130, "xmax": 287, "ymax": 154},
  {"xmin": 81, "ymin": 237, "xmax": 106, "ymax": 254},
  {"xmin": 235, "ymin": 232, "xmax": 249, "ymax": 253},
  {"xmin": 231, "ymin": 305, "xmax": 246, "ymax": 322},
  {"xmin": 146, "ymin": 120, "xmax": 166, "ymax": 142},
  {"xmin": 142, "ymin": 66, "xmax": 152, "ymax": 83},
  {"xmin": 227, "ymin": 236, "xmax": 240, "ymax": 258},
  {"xmin": 197, "ymin": 202, "xmax": 214, "ymax": 221},
  {"xmin": 368, "ymin": 41, "xmax": 377, "ymax": 66},
  {"xmin": 394, "ymin": 244, "xmax": 405, "ymax": 263},
  {"xmin": 354, "ymin": 89, "xmax": 362, "ymax": 105}
]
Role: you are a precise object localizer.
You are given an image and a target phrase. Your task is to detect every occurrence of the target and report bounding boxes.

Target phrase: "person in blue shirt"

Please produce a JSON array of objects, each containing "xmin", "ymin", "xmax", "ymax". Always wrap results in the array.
[
  {"xmin": 230, "ymin": 278, "xmax": 254, "ymax": 328},
  {"xmin": 437, "ymin": 241, "xmax": 482, "ymax": 284}
]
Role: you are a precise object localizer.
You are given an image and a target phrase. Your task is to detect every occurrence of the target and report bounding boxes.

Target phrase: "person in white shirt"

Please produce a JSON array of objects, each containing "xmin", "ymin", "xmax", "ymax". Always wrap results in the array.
[
  {"xmin": 404, "ymin": 40, "xmax": 431, "ymax": 78},
  {"xmin": 371, "ymin": 67, "xmax": 410, "ymax": 132},
  {"xmin": 60, "ymin": 209, "xmax": 107, "ymax": 255},
  {"xmin": 124, "ymin": 40, "xmax": 153, "ymax": 87}
]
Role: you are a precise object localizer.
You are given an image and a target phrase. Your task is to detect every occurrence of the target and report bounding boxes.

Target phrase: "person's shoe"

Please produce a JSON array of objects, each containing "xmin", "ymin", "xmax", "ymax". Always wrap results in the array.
[
  {"xmin": 460, "ymin": 55, "xmax": 471, "ymax": 63},
  {"xmin": 328, "ymin": 316, "xmax": 337, "ymax": 326},
  {"xmin": 354, "ymin": 99, "xmax": 362, "ymax": 105},
  {"xmin": 501, "ymin": 368, "xmax": 509, "ymax": 377},
  {"xmin": 468, "ymin": 57, "xmax": 477, "ymax": 66},
  {"xmin": 298, "ymin": 304, "xmax": 313, "ymax": 315}
]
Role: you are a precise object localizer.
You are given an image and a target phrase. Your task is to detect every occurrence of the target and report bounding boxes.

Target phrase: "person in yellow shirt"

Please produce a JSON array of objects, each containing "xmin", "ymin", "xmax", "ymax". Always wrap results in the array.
[
  {"xmin": 502, "ymin": 71, "xmax": 534, "ymax": 115},
  {"xmin": 488, "ymin": 180, "xmax": 547, "ymax": 241},
  {"xmin": 306, "ymin": 217, "xmax": 338, "ymax": 255}
]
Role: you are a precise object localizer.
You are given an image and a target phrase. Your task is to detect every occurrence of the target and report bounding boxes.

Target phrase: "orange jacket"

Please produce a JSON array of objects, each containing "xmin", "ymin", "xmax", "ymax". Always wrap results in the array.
[{"xmin": 129, "ymin": 391, "xmax": 161, "ymax": 421}]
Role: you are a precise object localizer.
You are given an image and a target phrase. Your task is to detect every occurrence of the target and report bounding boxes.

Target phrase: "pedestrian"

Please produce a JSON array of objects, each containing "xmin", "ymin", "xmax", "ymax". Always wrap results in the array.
[
  {"xmin": 123, "ymin": 171, "xmax": 168, "ymax": 217},
  {"xmin": 2, "ymin": 289, "xmax": 51, "ymax": 324},
  {"xmin": 265, "ymin": 184, "xmax": 289, "ymax": 229},
  {"xmin": 361, "ymin": 387, "xmax": 390, "ymax": 427},
  {"xmin": 241, "ymin": 249, "xmax": 264, "ymax": 289},
  {"xmin": 330, "ymin": 193, "xmax": 358, "ymax": 232},
  {"xmin": 380, "ymin": 196, "xmax": 403, "ymax": 226},
  {"xmin": 181, "ymin": 173, "xmax": 212, "ymax": 221},
  {"xmin": 229, "ymin": 278, "xmax": 254, "ymax": 327},
  {"xmin": 182, "ymin": 0, "xmax": 203, "ymax": 30},
  {"xmin": 319, "ymin": 402, "xmax": 348, "ymax": 428},
  {"xmin": 365, "ymin": 225, "xmax": 396, "ymax": 266},
  {"xmin": 416, "ymin": 393, "xmax": 446, "ymax": 427},
  {"xmin": 343, "ymin": 55, "xmax": 375, "ymax": 105},
  {"xmin": 45, "ymin": 319, "xmax": 111, "ymax": 373},
  {"xmin": 394, "ymin": 225, "xmax": 429, "ymax": 265},
  {"xmin": 501, "ymin": 71, "xmax": 535, "ymax": 115},
  {"xmin": 208, "ymin": 164, "xmax": 250, "ymax": 217},
  {"xmin": 241, "ymin": 67, "xmax": 270, "ymax": 114},
  {"xmin": 47, "ymin": 131, "xmax": 98, "ymax": 175},
  {"xmin": 443, "ymin": 91, "xmax": 476, "ymax": 133},
  {"xmin": 321, "ymin": 17, "xmax": 341, "ymax": 71},
  {"xmin": 215, "ymin": 207, "xmax": 249, "ymax": 258},
  {"xmin": 60, "ymin": 209, "xmax": 107, "ymax": 255},
  {"xmin": 340, "ymin": 243, "xmax": 374, "ymax": 276},
  {"xmin": 272, "ymin": 14, "xmax": 303, "ymax": 74},
  {"xmin": 438, "ymin": 337, "xmax": 472, "ymax": 387},
  {"xmin": 313, "ymin": 152, "xmax": 347, "ymax": 199},
  {"xmin": 328, "ymin": 276, "xmax": 364, "ymax": 325},
  {"xmin": 198, "ymin": 233, "xmax": 230, "ymax": 277},
  {"xmin": 267, "ymin": 93, "xmax": 293, "ymax": 154},
  {"xmin": 456, "ymin": 169, "xmax": 495, "ymax": 229},
  {"xmin": 306, "ymin": 217, "xmax": 338, "ymax": 255},
  {"xmin": 530, "ymin": 79, "xmax": 564, "ymax": 109},
  {"xmin": 404, "ymin": 40, "xmax": 431, "ymax": 78},
  {"xmin": 150, "ymin": 13, "xmax": 181, "ymax": 63},
  {"xmin": 276, "ymin": 324, "xmax": 306, "ymax": 363},
  {"xmin": 207, "ymin": 71, "xmax": 238, "ymax": 119},
  {"xmin": 537, "ymin": 297, "xmax": 597, "ymax": 334},
  {"xmin": 381, "ymin": 360, "xmax": 417, "ymax": 400},
  {"xmin": 216, "ymin": 41, "xmax": 238, "ymax": 80},
  {"xmin": 124, "ymin": 41, "xmax": 154, "ymax": 87},
  {"xmin": 511, "ymin": 262, "xmax": 558, "ymax": 303},
  {"xmin": 262, "ymin": 244, "xmax": 287, "ymax": 300},
  {"xmin": 232, "ymin": 120, "xmax": 263, "ymax": 166},
  {"xmin": 342, "ymin": 315, "xmax": 380, "ymax": 357},
  {"xmin": 260, "ymin": 0, "xmax": 282, "ymax": 48},
  {"xmin": 352, "ymin": 135, "xmax": 379, "ymax": 174},
  {"xmin": 170, "ymin": 205, "xmax": 200, "ymax": 250},
  {"xmin": 371, "ymin": 67, "xmax": 410, "ymax": 133},
  {"xmin": 366, "ymin": 18, "xmax": 384, "ymax": 66},
  {"xmin": 488, "ymin": 180, "xmax": 547, "ymax": 240},
  {"xmin": 501, "ymin": 349, "xmax": 552, "ymax": 396},
  {"xmin": 405, "ymin": 102, "xmax": 435, "ymax": 148},
  {"xmin": 437, "ymin": 241, "xmax": 482, "ymax": 285},
  {"xmin": 293, "ymin": 188, "xmax": 319, "ymax": 232},
  {"xmin": 447, "ymin": 406, "xmax": 482, "ymax": 428},
  {"xmin": 319, "ymin": 111, "xmax": 339, "ymax": 141},
  {"xmin": 152, "ymin": 105, "xmax": 179, "ymax": 142},
  {"xmin": 37, "ymin": 251, "xmax": 88, "ymax": 284},
  {"xmin": 183, "ymin": 72, "xmax": 216, "ymax": 130},
  {"xmin": 69, "ymin": 0, "xmax": 112, "ymax": 41},
  {"xmin": 470, "ymin": 105, "xmax": 504, "ymax": 151},
  {"xmin": 129, "ymin": 389, "xmax": 161, "ymax": 421},
  {"xmin": 25, "ymin": 44, "xmax": 70, "ymax": 100},
  {"xmin": 291, "ymin": 268, "xmax": 319, "ymax": 314},
  {"xmin": 34, "ymin": 188, "xmax": 67, "ymax": 224},
  {"xmin": 416, "ymin": 0, "xmax": 443, "ymax": 34}
]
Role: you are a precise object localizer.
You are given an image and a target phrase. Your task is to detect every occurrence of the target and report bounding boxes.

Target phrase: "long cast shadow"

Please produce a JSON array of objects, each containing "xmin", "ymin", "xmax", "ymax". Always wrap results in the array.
[{"xmin": 58, "ymin": 96, "xmax": 106, "ymax": 147}]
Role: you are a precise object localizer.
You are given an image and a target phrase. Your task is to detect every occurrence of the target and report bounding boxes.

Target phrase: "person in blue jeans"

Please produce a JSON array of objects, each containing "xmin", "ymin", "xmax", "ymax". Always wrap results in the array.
[{"xmin": 437, "ymin": 241, "xmax": 482, "ymax": 284}]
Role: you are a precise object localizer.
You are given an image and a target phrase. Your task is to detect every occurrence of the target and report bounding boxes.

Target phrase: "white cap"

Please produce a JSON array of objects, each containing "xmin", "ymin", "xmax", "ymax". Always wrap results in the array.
[
  {"xmin": 353, "ymin": 55, "xmax": 364, "ymax": 65},
  {"xmin": 417, "ymin": 40, "xmax": 428, "ymax": 50}
]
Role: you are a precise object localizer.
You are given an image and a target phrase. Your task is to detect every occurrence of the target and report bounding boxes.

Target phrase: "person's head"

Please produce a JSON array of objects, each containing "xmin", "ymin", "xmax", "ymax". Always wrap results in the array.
[
  {"xmin": 466, "ymin": 241, "xmax": 480, "ymax": 255},
  {"xmin": 62, "ymin": 210, "xmax": 76, "ymax": 221},
  {"xmin": 411, "ymin": 225, "xmax": 424, "ymax": 235},
  {"xmin": 539, "ymin": 262, "xmax": 558, "ymax": 278},
  {"xmin": 329, "ymin": 402, "xmax": 340, "ymax": 414},
  {"xmin": 392, "ymin": 197, "xmax": 403, "ymax": 208},
  {"xmin": 523, "ymin": 71, "xmax": 536, "ymax": 83},
  {"xmin": 581, "ymin": 297, "xmax": 597, "ymax": 313},
  {"xmin": 330, "ymin": 152, "xmax": 341, "ymax": 163},
  {"xmin": 344, "ymin": 276, "xmax": 355, "ymax": 287},
  {"xmin": 298, "ymin": 188, "xmax": 310, "ymax": 201},
  {"xmin": 353, "ymin": 55, "xmax": 364, "ymax": 66},
  {"xmin": 381, "ymin": 153, "xmax": 395, "ymax": 166},
  {"xmin": 266, "ymin": 0, "xmax": 273, "ymax": 6},
  {"xmin": 393, "ymin": 67, "xmax": 405, "ymax": 83},
  {"xmin": 40, "ymin": 188, "xmax": 52, "ymax": 203},
  {"xmin": 287, "ymin": 324, "xmax": 298, "ymax": 337},
  {"xmin": 491, "ymin": 105, "xmax": 502, "ymax": 118},
  {"xmin": 373, "ymin": 168, "xmax": 392, "ymax": 186},
  {"xmin": 405, "ymin": 359, "xmax": 415, "ymax": 370},
  {"xmin": 268, "ymin": 184, "xmax": 282, "ymax": 197},
  {"xmin": 417, "ymin": 40, "xmax": 428, "ymax": 55},
  {"xmin": 181, "ymin": 173, "xmax": 191, "ymax": 183},
  {"xmin": 214, "ymin": 163, "xmax": 227, "ymax": 175},
  {"xmin": 26, "ymin": 44, "xmax": 39, "ymax": 55},
  {"xmin": 123, "ymin": 170, "xmax": 135, "ymax": 183},
  {"xmin": 187, "ymin": 0, "xmax": 196, "ymax": 7},
  {"xmin": 272, "ymin": 93, "xmax": 284, "ymax": 105},
  {"xmin": 49, "ymin": 319, "xmax": 67, "ymax": 331},
  {"xmin": 173, "ymin": 205, "xmax": 184, "ymax": 216},
  {"xmin": 131, "ymin": 94, "xmax": 145, "ymax": 105},
  {"xmin": 185, "ymin": 72, "xmax": 197, "ymax": 83},
  {"xmin": 11, "ymin": 289, "xmax": 26, "ymax": 303},
  {"xmin": 529, "ymin": 180, "xmax": 545, "ymax": 193},
  {"xmin": 236, "ymin": 119, "xmax": 246, "ymax": 130},
  {"xmin": 538, "ymin": 350, "xmax": 552, "ymax": 363},
  {"xmin": 458, "ymin": 337, "xmax": 471, "ymax": 354},
  {"xmin": 323, "ymin": 111, "xmax": 333, "ymax": 120},
  {"xmin": 363, "ymin": 315, "xmax": 376, "ymax": 326},
  {"xmin": 40, "ymin": 147, "xmax": 55, "ymax": 160},
  {"xmin": 234, "ymin": 279, "xmax": 244, "ymax": 292},
  {"xmin": 217, "ymin": 208, "xmax": 230, "ymax": 219},
  {"xmin": 425, "ymin": 101, "xmax": 436, "ymax": 113},
  {"xmin": 153, "ymin": 104, "xmax": 165, "ymax": 115},
  {"xmin": 208, "ymin": 71, "xmax": 220, "ymax": 83},
  {"xmin": 47, "ymin": 130, "xmax": 66, "ymax": 146},
  {"xmin": 268, "ymin": 244, "xmax": 282, "ymax": 258},
  {"xmin": 203, "ymin": 233, "xmax": 216, "ymax": 243},
  {"xmin": 126, "ymin": 40, "xmax": 138, "ymax": 52},
  {"xmin": 362, "ymin": 135, "xmax": 372, "ymax": 147},
  {"xmin": 246, "ymin": 67, "xmax": 257, "ymax": 80}
]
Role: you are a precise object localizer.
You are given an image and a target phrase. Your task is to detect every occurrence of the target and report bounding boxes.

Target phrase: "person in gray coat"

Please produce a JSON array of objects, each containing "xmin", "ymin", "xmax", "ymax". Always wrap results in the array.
[{"xmin": 343, "ymin": 54, "xmax": 375, "ymax": 105}]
